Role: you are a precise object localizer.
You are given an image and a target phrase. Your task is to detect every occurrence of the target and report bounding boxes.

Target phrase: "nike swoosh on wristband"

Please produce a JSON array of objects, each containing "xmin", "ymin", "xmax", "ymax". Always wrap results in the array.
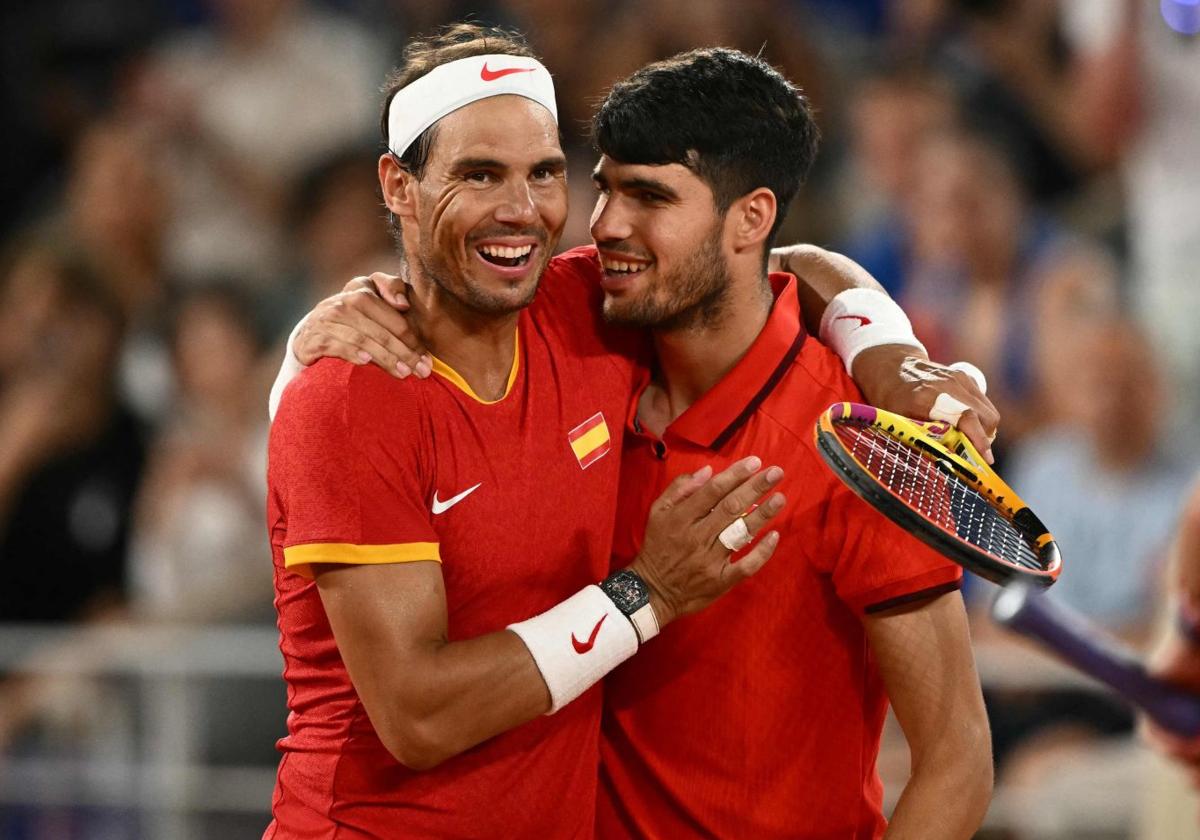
[
  {"xmin": 480, "ymin": 63, "xmax": 536, "ymax": 82},
  {"xmin": 834, "ymin": 315, "xmax": 872, "ymax": 328},
  {"xmin": 571, "ymin": 614, "xmax": 607, "ymax": 654},
  {"xmin": 431, "ymin": 483, "xmax": 482, "ymax": 515}
]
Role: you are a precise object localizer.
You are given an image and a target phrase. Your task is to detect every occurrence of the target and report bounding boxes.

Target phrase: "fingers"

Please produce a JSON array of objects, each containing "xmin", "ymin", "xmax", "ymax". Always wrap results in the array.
[
  {"xmin": 656, "ymin": 465, "xmax": 714, "ymax": 510},
  {"xmin": 740, "ymin": 492, "xmax": 786, "ymax": 538},
  {"xmin": 296, "ymin": 322, "xmax": 383, "ymax": 368},
  {"xmin": 707, "ymin": 466, "xmax": 785, "ymax": 527},
  {"xmin": 679, "ymin": 456, "xmax": 764, "ymax": 519},
  {"xmin": 340, "ymin": 292, "xmax": 430, "ymax": 375},
  {"xmin": 946, "ymin": 368, "xmax": 1000, "ymax": 435},
  {"xmin": 957, "ymin": 410, "xmax": 995, "ymax": 465},
  {"xmin": 300, "ymin": 290, "xmax": 432, "ymax": 377},
  {"xmin": 367, "ymin": 272, "xmax": 409, "ymax": 310},
  {"xmin": 725, "ymin": 530, "xmax": 780, "ymax": 579}
]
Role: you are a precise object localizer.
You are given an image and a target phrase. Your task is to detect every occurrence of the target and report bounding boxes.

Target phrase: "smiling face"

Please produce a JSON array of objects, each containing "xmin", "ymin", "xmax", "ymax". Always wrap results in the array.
[
  {"xmin": 382, "ymin": 95, "xmax": 568, "ymax": 316},
  {"xmin": 589, "ymin": 155, "xmax": 732, "ymax": 331}
]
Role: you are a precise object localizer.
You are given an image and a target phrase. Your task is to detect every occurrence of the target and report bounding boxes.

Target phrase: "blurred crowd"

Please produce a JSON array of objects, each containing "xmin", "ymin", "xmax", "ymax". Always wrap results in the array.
[{"xmin": 0, "ymin": 0, "xmax": 1198, "ymax": 835}]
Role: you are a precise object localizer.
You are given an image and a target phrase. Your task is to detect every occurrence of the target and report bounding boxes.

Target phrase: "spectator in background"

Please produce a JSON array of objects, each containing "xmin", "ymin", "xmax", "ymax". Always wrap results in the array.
[
  {"xmin": 63, "ymin": 116, "xmax": 174, "ymax": 422},
  {"xmin": 1009, "ymin": 319, "xmax": 1196, "ymax": 634},
  {"xmin": 1060, "ymin": 0, "xmax": 1200, "ymax": 429},
  {"xmin": 932, "ymin": 0, "xmax": 1122, "ymax": 206},
  {"xmin": 974, "ymin": 319, "xmax": 1195, "ymax": 830},
  {"xmin": 838, "ymin": 67, "xmax": 955, "ymax": 296},
  {"xmin": 900, "ymin": 128, "xmax": 1116, "ymax": 446},
  {"xmin": 269, "ymin": 147, "xmax": 398, "ymax": 337},
  {"xmin": 0, "ymin": 239, "xmax": 144, "ymax": 624},
  {"xmin": 130, "ymin": 0, "xmax": 387, "ymax": 286},
  {"xmin": 129, "ymin": 285, "xmax": 273, "ymax": 624}
]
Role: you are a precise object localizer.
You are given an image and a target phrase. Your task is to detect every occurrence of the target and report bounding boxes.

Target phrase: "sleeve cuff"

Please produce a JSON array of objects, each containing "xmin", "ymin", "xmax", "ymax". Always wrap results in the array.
[
  {"xmin": 844, "ymin": 565, "xmax": 963, "ymax": 615},
  {"xmin": 283, "ymin": 541, "xmax": 441, "ymax": 579}
]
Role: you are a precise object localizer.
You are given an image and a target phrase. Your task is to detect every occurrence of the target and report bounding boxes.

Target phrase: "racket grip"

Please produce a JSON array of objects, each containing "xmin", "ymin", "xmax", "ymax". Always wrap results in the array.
[{"xmin": 991, "ymin": 584, "xmax": 1200, "ymax": 738}]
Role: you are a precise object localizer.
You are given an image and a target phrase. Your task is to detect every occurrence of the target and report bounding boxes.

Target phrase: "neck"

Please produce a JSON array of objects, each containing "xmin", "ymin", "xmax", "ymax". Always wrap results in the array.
[
  {"xmin": 405, "ymin": 268, "xmax": 519, "ymax": 402},
  {"xmin": 649, "ymin": 271, "xmax": 773, "ymax": 426}
]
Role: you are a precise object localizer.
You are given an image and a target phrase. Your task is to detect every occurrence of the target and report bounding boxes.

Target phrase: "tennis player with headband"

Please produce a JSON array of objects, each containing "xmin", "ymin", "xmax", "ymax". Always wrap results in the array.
[
  {"xmin": 265, "ymin": 26, "xmax": 789, "ymax": 839},
  {"xmin": 267, "ymin": 24, "xmax": 997, "ymax": 839}
]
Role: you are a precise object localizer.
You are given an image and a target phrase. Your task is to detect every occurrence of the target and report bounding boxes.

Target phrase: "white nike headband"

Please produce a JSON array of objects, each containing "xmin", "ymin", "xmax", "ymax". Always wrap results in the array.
[{"xmin": 386, "ymin": 54, "xmax": 558, "ymax": 157}]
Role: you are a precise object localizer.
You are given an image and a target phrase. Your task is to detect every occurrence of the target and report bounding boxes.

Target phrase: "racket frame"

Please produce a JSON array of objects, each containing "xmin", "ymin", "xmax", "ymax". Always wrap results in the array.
[{"xmin": 814, "ymin": 402, "xmax": 1061, "ymax": 587}]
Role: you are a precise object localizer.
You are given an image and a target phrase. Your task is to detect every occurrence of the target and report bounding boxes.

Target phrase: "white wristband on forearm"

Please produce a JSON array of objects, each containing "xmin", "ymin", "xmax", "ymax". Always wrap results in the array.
[
  {"xmin": 268, "ymin": 318, "xmax": 309, "ymax": 422},
  {"xmin": 819, "ymin": 288, "xmax": 926, "ymax": 375},
  {"xmin": 508, "ymin": 585, "xmax": 638, "ymax": 713}
]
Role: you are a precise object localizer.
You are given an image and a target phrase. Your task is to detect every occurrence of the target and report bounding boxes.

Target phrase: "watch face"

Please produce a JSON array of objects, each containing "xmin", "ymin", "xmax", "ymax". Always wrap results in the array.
[{"xmin": 604, "ymin": 570, "xmax": 649, "ymax": 614}]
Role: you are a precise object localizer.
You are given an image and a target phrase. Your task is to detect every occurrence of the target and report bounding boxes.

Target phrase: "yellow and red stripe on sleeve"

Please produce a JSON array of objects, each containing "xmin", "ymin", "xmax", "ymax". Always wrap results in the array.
[
  {"xmin": 283, "ymin": 542, "xmax": 441, "ymax": 578},
  {"xmin": 568, "ymin": 411, "xmax": 612, "ymax": 470}
]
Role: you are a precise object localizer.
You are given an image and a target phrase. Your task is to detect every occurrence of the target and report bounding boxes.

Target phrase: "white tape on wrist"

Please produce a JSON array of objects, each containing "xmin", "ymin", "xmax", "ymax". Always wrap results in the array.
[
  {"xmin": 268, "ymin": 318, "xmax": 309, "ymax": 422},
  {"xmin": 508, "ymin": 585, "xmax": 638, "ymax": 713},
  {"xmin": 819, "ymin": 288, "xmax": 926, "ymax": 375}
]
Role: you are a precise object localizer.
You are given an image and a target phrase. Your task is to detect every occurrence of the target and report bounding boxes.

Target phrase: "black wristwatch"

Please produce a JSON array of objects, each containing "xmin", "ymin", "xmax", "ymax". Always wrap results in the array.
[{"xmin": 600, "ymin": 569, "xmax": 659, "ymax": 644}]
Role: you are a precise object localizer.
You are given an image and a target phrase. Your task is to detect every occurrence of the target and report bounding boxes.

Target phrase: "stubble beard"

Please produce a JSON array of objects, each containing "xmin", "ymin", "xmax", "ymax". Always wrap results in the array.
[
  {"xmin": 415, "ymin": 239, "xmax": 546, "ymax": 317},
  {"xmin": 603, "ymin": 228, "xmax": 732, "ymax": 332}
]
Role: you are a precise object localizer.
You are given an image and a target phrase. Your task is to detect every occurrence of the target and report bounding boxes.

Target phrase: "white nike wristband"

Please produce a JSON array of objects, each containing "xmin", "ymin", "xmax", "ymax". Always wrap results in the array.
[
  {"xmin": 268, "ymin": 317, "xmax": 309, "ymax": 422},
  {"xmin": 508, "ymin": 585, "xmax": 638, "ymax": 713},
  {"xmin": 820, "ymin": 288, "xmax": 926, "ymax": 375}
]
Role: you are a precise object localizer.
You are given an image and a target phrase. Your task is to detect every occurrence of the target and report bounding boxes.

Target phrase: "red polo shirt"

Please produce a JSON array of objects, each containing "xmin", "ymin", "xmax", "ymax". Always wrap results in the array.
[
  {"xmin": 266, "ymin": 246, "xmax": 638, "ymax": 839},
  {"xmin": 597, "ymin": 274, "xmax": 962, "ymax": 839}
]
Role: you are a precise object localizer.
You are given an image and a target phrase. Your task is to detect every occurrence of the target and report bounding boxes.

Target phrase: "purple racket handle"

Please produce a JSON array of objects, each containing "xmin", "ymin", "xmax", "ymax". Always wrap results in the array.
[{"xmin": 991, "ymin": 584, "xmax": 1200, "ymax": 738}]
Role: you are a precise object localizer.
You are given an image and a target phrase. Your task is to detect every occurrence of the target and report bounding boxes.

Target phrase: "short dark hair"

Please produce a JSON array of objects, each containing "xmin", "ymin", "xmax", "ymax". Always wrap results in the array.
[
  {"xmin": 591, "ymin": 48, "xmax": 820, "ymax": 250},
  {"xmin": 380, "ymin": 22, "xmax": 539, "ymax": 179}
]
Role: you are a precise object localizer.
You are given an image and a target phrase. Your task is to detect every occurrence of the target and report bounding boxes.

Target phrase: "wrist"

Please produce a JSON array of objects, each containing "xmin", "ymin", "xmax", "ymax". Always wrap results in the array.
[
  {"xmin": 850, "ymin": 344, "xmax": 927, "ymax": 406},
  {"xmin": 623, "ymin": 559, "xmax": 675, "ymax": 629},
  {"xmin": 820, "ymin": 288, "xmax": 925, "ymax": 376}
]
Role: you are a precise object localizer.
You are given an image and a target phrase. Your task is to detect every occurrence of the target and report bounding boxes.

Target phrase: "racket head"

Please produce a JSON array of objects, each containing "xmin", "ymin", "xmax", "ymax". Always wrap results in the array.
[{"xmin": 814, "ymin": 402, "xmax": 1061, "ymax": 587}]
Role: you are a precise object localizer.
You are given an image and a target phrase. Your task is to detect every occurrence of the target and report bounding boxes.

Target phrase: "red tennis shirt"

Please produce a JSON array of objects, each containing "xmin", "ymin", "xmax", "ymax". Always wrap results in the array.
[
  {"xmin": 265, "ymin": 246, "xmax": 637, "ymax": 839},
  {"xmin": 596, "ymin": 275, "xmax": 963, "ymax": 840}
]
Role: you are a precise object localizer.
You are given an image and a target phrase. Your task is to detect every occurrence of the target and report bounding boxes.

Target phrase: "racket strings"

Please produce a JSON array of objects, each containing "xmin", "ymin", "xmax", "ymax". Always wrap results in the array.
[{"xmin": 837, "ymin": 423, "xmax": 1044, "ymax": 571}]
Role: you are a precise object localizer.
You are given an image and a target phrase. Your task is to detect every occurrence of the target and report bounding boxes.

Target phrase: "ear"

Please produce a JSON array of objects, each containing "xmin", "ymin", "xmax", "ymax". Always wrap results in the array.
[
  {"xmin": 379, "ymin": 153, "xmax": 419, "ymax": 224},
  {"xmin": 728, "ymin": 188, "xmax": 777, "ymax": 255}
]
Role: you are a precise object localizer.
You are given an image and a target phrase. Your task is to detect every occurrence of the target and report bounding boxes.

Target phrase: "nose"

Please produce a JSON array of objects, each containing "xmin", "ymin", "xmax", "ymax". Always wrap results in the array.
[
  {"xmin": 494, "ymin": 178, "xmax": 538, "ymax": 226},
  {"xmin": 589, "ymin": 193, "xmax": 632, "ymax": 244}
]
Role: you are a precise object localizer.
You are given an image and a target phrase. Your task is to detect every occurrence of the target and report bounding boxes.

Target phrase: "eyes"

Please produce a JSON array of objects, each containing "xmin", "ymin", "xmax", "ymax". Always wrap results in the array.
[{"xmin": 461, "ymin": 167, "xmax": 561, "ymax": 185}]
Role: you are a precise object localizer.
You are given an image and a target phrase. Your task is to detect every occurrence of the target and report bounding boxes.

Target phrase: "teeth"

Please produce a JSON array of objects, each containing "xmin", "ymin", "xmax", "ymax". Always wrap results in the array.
[
  {"xmin": 601, "ymin": 258, "xmax": 650, "ymax": 273},
  {"xmin": 478, "ymin": 244, "xmax": 533, "ymax": 259}
]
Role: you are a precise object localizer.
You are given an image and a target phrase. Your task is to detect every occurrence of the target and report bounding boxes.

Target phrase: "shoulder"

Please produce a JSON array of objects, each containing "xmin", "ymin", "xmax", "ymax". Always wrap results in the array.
[
  {"xmin": 274, "ymin": 359, "xmax": 428, "ymax": 444},
  {"xmin": 755, "ymin": 335, "xmax": 862, "ymax": 446},
  {"xmin": 535, "ymin": 245, "xmax": 603, "ymax": 312},
  {"xmin": 531, "ymin": 245, "xmax": 647, "ymax": 364}
]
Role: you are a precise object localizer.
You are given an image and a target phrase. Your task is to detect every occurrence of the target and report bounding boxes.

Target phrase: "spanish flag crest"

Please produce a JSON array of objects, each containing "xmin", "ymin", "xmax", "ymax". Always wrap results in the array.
[{"xmin": 568, "ymin": 411, "xmax": 611, "ymax": 470}]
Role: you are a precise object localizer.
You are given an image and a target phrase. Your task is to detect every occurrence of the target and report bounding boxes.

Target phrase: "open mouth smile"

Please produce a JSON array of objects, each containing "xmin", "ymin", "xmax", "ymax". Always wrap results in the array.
[
  {"xmin": 477, "ymin": 243, "xmax": 534, "ymax": 268},
  {"xmin": 600, "ymin": 254, "xmax": 652, "ymax": 279}
]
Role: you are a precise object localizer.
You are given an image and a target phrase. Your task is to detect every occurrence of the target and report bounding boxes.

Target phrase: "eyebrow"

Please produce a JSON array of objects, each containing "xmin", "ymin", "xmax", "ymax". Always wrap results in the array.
[
  {"xmin": 451, "ymin": 155, "xmax": 567, "ymax": 174},
  {"xmin": 591, "ymin": 168, "xmax": 679, "ymax": 201},
  {"xmin": 450, "ymin": 157, "xmax": 508, "ymax": 173},
  {"xmin": 532, "ymin": 155, "xmax": 568, "ymax": 172}
]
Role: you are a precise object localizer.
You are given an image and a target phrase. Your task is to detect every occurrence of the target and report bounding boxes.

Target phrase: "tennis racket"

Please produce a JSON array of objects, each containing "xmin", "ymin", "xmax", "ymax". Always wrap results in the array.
[
  {"xmin": 992, "ymin": 584, "xmax": 1200, "ymax": 738},
  {"xmin": 813, "ymin": 401, "xmax": 1060, "ymax": 586}
]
